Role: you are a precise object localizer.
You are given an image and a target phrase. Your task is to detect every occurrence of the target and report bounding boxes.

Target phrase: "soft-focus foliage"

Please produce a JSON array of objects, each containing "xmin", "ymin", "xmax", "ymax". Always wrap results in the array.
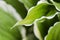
[
  {"xmin": 4, "ymin": 0, "xmax": 27, "ymax": 19},
  {"xmin": 0, "ymin": 8, "xmax": 22, "ymax": 40},
  {"xmin": 0, "ymin": 0, "xmax": 60, "ymax": 40}
]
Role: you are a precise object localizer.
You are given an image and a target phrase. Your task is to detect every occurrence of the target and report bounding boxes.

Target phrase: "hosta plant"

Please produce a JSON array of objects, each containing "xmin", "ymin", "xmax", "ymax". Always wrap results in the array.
[{"xmin": 0, "ymin": 0, "xmax": 60, "ymax": 40}]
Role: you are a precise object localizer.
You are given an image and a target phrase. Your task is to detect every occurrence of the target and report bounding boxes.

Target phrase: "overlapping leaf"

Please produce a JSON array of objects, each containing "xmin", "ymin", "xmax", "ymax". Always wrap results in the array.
[
  {"xmin": 3, "ymin": 0, "xmax": 60, "ymax": 40},
  {"xmin": 50, "ymin": 0, "xmax": 60, "ymax": 11},
  {"xmin": 45, "ymin": 22, "xmax": 60, "ymax": 40},
  {"xmin": 13, "ymin": 3, "xmax": 57, "ymax": 28},
  {"xmin": 34, "ymin": 15, "xmax": 59, "ymax": 40},
  {"xmin": 0, "ymin": 8, "xmax": 22, "ymax": 40}
]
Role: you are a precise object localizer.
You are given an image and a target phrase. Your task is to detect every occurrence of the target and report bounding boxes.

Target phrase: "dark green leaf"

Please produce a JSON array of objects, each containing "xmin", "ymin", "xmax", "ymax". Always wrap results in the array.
[{"xmin": 4, "ymin": 0, "xmax": 27, "ymax": 19}]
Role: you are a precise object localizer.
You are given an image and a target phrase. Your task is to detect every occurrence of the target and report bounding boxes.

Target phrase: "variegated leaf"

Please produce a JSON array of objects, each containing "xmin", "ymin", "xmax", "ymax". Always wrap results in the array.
[
  {"xmin": 50, "ymin": 0, "xmax": 60, "ymax": 11},
  {"xmin": 34, "ymin": 15, "xmax": 59, "ymax": 40},
  {"xmin": 13, "ymin": 3, "xmax": 56, "ymax": 28},
  {"xmin": 45, "ymin": 22, "xmax": 60, "ymax": 40}
]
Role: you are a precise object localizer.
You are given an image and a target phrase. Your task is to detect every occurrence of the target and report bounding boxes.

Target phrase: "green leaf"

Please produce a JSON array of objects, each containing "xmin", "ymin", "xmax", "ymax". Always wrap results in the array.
[
  {"xmin": 19, "ymin": 0, "xmax": 39, "ymax": 9},
  {"xmin": 0, "ymin": 8, "xmax": 22, "ymax": 40},
  {"xmin": 13, "ymin": 3, "xmax": 56, "ymax": 27},
  {"xmin": 45, "ymin": 22, "xmax": 60, "ymax": 40},
  {"xmin": 50, "ymin": 0, "xmax": 60, "ymax": 11},
  {"xmin": 34, "ymin": 15, "xmax": 59, "ymax": 40},
  {"xmin": 4, "ymin": 0, "xmax": 27, "ymax": 19}
]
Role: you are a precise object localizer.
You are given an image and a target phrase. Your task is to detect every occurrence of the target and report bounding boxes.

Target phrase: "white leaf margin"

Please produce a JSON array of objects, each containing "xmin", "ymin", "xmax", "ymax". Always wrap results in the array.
[
  {"xmin": 33, "ymin": 12, "xmax": 59, "ymax": 40},
  {"xmin": 44, "ymin": 22, "xmax": 60, "ymax": 40},
  {"xmin": 0, "ymin": 0, "xmax": 22, "ymax": 21},
  {"xmin": 44, "ymin": 12, "xmax": 60, "ymax": 40},
  {"xmin": 13, "ymin": 1, "xmax": 56, "ymax": 28},
  {"xmin": 37, "ymin": 0, "xmax": 52, "ymax": 5},
  {"xmin": 50, "ymin": 0, "xmax": 60, "ymax": 11}
]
